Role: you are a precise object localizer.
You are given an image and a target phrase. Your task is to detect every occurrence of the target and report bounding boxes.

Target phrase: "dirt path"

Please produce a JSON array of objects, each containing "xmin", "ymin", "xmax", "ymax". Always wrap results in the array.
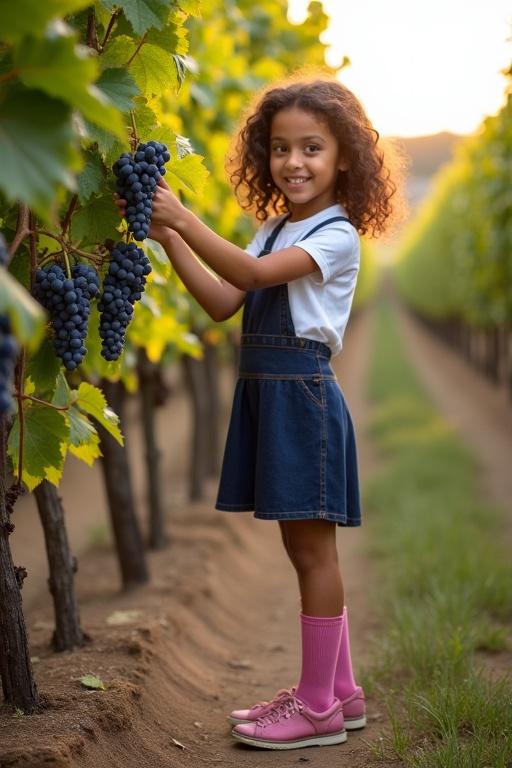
[{"xmin": 393, "ymin": 295, "xmax": 512, "ymax": 522}]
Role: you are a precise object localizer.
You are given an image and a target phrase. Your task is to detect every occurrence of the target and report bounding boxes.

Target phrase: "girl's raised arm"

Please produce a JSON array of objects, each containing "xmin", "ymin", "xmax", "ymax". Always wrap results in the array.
[
  {"xmin": 151, "ymin": 181, "xmax": 321, "ymax": 290},
  {"xmin": 156, "ymin": 229, "xmax": 247, "ymax": 322}
]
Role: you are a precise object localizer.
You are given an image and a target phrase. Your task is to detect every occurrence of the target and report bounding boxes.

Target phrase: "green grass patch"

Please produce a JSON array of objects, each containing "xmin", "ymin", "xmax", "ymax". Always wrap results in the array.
[{"xmin": 361, "ymin": 297, "xmax": 512, "ymax": 766}]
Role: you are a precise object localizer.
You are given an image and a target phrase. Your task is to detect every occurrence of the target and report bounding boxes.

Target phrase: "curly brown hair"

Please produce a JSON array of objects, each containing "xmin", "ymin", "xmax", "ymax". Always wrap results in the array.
[{"xmin": 228, "ymin": 75, "xmax": 408, "ymax": 238}]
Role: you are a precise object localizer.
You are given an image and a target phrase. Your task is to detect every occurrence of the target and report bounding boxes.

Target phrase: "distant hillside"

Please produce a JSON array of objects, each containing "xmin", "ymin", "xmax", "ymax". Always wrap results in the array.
[
  {"xmin": 384, "ymin": 131, "xmax": 466, "ymax": 215},
  {"xmin": 391, "ymin": 131, "xmax": 465, "ymax": 177}
]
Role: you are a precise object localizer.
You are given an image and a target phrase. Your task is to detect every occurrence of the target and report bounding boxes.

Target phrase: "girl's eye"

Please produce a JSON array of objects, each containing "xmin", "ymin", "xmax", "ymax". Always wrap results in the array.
[
  {"xmin": 271, "ymin": 145, "xmax": 287, "ymax": 153},
  {"xmin": 305, "ymin": 144, "xmax": 320, "ymax": 153}
]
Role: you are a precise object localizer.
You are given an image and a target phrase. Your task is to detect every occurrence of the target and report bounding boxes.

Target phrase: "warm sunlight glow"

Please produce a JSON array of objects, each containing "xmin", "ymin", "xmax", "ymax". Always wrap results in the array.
[{"xmin": 288, "ymin": 0, "xmax": 512, "ymax": 137}]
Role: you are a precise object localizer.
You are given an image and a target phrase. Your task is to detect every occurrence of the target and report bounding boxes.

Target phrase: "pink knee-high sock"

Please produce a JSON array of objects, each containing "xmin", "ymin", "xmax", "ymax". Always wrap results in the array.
[
  {"xmin": 333, "ymin": 605, "xmax": 358, "ymax": 701},
  {"xmin": 294, "ymin": 612, "xmax": 343, "ymax": 713}
]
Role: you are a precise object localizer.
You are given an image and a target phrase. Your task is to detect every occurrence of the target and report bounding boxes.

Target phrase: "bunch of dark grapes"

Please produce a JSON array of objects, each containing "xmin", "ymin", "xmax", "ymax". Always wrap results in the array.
[
  {"xmin": 0, "ymin": 316, "xmax": 18, "ymax": 414},
  {"xmin": 98, "ymin": 242, "xmax": 152, "ymax": 361},
  {"xmin": 34, "ymin": 263, "xmax": 100, "ymax": 371},
  {"xmin": 113, "ymin": 141, "xmax": 171, "ymax": 241}
]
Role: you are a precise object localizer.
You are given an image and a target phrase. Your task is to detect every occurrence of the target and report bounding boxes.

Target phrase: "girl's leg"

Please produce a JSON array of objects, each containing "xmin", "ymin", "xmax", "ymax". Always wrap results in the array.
[
  {"xmin": 282, "ymin": 519, "xmax": 343, "ymax": 616},
  {"xmin": 280, "ymin": 520, "xmax": 361, "ymax": 704},
  {"xmin": 280, "ymin": 519, "xmax": 343, "ymax": 712}
]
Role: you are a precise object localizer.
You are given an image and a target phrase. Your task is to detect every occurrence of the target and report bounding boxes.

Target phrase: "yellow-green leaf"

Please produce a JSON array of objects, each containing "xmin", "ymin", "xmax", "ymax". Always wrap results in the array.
[
  {"xmin": 165, "ymin": 153, "xmax": 208, "ymax": 195},
  {"xmin": 69, "ymin": 432, "xmax": 102, "ymax": 466},
  {"xmin": 79, "ymin": 674, "xmax": 106, "ymax": 690},
  {"xmin": 73, "ymin": 382, "xmax": 124, "ymax": 445},
  {"xmin": 0, "ymin": 268, "xmax": 46, "ymax": 351},
  {"xmin": 8, "ymin": 404, "xmax": 69, "ymax": 491}
]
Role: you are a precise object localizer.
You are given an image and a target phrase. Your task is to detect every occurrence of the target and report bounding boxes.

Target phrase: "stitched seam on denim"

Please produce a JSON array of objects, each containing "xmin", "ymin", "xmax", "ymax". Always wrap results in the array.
[
  {"xmin": 238, "ymin": 373, "xmax": 336, "ymax": 381},
  {"xmin": 296, "ymin": 378, "xmax": 324, "ymax": 408},
  {"xmin": 254, "ymin": 510, "xmax": 344, "ymax": 520},
  {"xmin": 216, "ymin": 502, "xmax": 254, "ymax": 509},
  {"xmin": 241, "ymin": 344, "xmax": 329, "ymax": 360}
]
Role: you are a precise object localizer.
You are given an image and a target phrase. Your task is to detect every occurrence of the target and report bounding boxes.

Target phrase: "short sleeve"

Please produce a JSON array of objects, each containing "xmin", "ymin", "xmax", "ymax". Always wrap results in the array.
[
  {"xmin": 295, "ymin": 222, "xmax": 359, "ymax": 285},
  {"xmin": 244, "ymin": 220, "xmax": 273, "ymax": 258}
]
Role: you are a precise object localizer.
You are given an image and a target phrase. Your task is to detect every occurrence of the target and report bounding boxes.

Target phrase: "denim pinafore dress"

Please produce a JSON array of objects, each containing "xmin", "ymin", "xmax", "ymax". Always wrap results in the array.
[{"xmin": 215, "ymin": 214, "xmax": 361, "ymax": 527}]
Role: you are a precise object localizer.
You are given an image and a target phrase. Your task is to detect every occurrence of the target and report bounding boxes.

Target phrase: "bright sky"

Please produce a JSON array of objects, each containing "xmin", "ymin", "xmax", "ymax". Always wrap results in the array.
[{"xmin": 288, "ymin": 0, "xmax": 512, "ymax": 137}]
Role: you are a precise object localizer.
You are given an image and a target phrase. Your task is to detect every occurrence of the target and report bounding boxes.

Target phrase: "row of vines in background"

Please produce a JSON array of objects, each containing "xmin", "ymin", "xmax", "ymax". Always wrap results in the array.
[
  {"xmin": 395, "ymin": 67, "xmax": 512, "ymax": 393},
  {"xmin": 0, "ymin": 0, "xmax": 350, "ymax": 715}
]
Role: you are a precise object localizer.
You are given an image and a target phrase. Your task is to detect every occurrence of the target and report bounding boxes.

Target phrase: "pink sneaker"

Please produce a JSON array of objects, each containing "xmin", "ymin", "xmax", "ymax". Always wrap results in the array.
[
  {"xmin": 227, "ymin": 686, "xmax": 296, "ymax": 726},
  {"xmin": 341, "ymin": 685, "xmax": 366, "ymax": 730},
  {"xmin": 231, "ymin": 693, "xmax": 347, "ymax": 750},
  {"xmin": 228, "ymin": 684, "xmax": 366, "ymax": 730}
]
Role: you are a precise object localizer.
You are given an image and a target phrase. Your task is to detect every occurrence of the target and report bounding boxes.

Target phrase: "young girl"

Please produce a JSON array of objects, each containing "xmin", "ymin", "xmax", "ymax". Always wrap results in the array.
[{"xmin": 116, "ymin": 76, "xmax": 402, "ymax": 751}]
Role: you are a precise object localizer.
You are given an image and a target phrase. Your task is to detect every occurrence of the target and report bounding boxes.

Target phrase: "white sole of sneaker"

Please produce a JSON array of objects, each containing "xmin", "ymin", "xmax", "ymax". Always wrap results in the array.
[
  {"xmin": 345, "ymin": 715, "xmax": 366, "ymax": 731},
  {"xmin": 230, "ymin": 728, "xmax": 347, "ymax": 749},
  {"xmin": 344, "ymin": 714, "xmax": 367, "ymax": 729},
  {"xmin": 228, "ymin": 713, "xmax": 367, "ymax": 730}
]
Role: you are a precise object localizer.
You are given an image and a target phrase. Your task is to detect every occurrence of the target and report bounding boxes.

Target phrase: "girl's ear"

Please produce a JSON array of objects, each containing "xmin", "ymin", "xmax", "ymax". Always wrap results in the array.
[{"xmin": 338, "ymin": 154, "xmax": 350, "ymax": 172}]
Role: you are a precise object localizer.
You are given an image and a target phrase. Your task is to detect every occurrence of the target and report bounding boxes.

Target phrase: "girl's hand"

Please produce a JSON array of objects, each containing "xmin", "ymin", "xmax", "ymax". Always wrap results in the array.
[
  {"xmin": 112, "ymin": 192, "xmax": 171, "ymax": 245},
  {"xmin": 151, "ymin": 177, "xmax": 186, "ymax": 229}
]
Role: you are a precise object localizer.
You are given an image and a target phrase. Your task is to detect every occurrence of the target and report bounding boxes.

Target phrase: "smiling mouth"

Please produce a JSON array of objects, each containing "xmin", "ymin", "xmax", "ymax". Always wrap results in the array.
[{"xmin": 285, "ymin": 176, "xmax": 311, "ymax": 186}]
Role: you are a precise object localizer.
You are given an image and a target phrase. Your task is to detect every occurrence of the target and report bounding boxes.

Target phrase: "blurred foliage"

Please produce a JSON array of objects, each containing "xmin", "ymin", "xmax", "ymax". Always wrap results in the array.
[{"xmin": 395, "ymin": 67, "xmax": 512, "ymax": 328}]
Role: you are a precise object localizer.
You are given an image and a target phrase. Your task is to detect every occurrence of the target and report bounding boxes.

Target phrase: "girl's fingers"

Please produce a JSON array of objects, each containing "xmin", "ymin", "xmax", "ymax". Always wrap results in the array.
[{"xmin": 158, "ymin": 177, "xmax": 171, "ymax": 191}]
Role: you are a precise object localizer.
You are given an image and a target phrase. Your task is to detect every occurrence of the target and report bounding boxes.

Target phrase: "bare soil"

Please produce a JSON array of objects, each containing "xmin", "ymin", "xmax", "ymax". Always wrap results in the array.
[{"xmin": 1, "ymin": 296, "xmax": 510, "ymax": 768}]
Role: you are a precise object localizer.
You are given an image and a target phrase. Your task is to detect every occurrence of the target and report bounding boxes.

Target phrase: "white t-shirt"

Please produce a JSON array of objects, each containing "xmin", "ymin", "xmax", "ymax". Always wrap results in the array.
[{"xmin": 245, "ymin": 204, "xmax": 360, "ymax": 357}]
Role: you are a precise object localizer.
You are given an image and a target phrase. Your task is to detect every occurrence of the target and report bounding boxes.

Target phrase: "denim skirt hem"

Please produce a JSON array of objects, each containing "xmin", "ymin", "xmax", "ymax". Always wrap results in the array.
[{"xmin": 215, "ymin": 505, "xmax": 361, "ymax": 528}]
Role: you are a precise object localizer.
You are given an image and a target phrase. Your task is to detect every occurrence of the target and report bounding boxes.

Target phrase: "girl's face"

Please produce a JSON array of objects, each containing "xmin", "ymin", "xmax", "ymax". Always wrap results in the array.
[{"xmin": 269, "ymin": 106, "xmax": 348, "ymax": 221}]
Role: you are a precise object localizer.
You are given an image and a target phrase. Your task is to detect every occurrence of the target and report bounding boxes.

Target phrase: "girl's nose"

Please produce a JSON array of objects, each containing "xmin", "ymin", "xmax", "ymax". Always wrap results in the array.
[{"xmin": 285, "ymin": 152, "xmax": 304, "ymax": 170}]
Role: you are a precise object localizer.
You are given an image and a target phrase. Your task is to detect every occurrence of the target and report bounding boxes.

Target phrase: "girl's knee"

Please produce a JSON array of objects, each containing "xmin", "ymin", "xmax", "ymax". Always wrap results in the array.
[{"xmin": 287, "ymin": 542, "xmax": 339, "ymax": 573}]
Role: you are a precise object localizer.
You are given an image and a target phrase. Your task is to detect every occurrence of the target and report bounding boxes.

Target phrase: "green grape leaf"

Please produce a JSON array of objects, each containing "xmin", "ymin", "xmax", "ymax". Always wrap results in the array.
[
  {"xmin": 77, "ymin": 151, "xmax": 105, "ymax": 204},
  {"xmin": 51, "ymin": 372, "xmax": 72, "ymax": 408},
  {"xmin": 177, "ymin": 0, "xmax": 201, "ymax": 17},
  {"xmin": 101, "ymin": 0, "xmax": 169, "ymax": 36},
  {"xmin": 73, "ymin": 381, "xmax": 124, "ymax": 445},
  {"xmin": 71, "ymin": 194, "xmax": 121, "ymax": 245},
  {"xmin": 68, "ymin": 404, "xmax": 97, "ymax": 446},
  {"xmin": 131, "ymin": 104, "xmax": 159, "ymax": 139},
  {"xmin": 99, "ymin": 35, "xmax": 133, "ymax": 70},
  {"xmin": 96, "ymin": 68, "xmax": 140, "ymax": 112},
  {"xmin": 7, "ymin": 247, "xmax": 31, "ymax": 291},
  {"xmin": 26, "ymin": 337, "xmax": 61, "ymax": 395},
  {"xmin": 15, "ymin": 34, "xmax": 125, "ymax": 140},
  {"xmin": 165, "ymin": 153, "xmax": 208, "ymax": 195},
  {"xmin": 102, "ymin": 37, "xmax": 179, "ymax": 96},
  {"xmin": 146, "ymin": 19, "xmax": 189, "ymax": 56},
  {"xmin": 0, "ymin": 0, "xmax": 92, "ymax": 43},
  {"xmin": 8, "ymin": 404, "xmax": 69, "ymax": 491},
  {"xmin": 0, "ymin": 89, "xmax": 79, "ymax": 221},
  {"xmin": 79, "ymin": 674, "xmax": 106, "ymax": 690},
  {"xmin": 129, "ymin": 43, "xmax": 179, "ymax": 98},
  {"xmin": 0, "ymin": 268, "xmax": 46, "ymax": 351}
]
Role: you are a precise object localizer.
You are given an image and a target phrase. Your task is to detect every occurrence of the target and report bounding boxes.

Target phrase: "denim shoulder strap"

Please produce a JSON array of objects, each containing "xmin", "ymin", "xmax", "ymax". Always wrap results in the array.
[
  {"xmin": 260, "ymin": 214, "xmax": 290, "ymax": 254},
  {"xmin": 301, "ymin": 215, "xmax": 351, "ymax": 240}
]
